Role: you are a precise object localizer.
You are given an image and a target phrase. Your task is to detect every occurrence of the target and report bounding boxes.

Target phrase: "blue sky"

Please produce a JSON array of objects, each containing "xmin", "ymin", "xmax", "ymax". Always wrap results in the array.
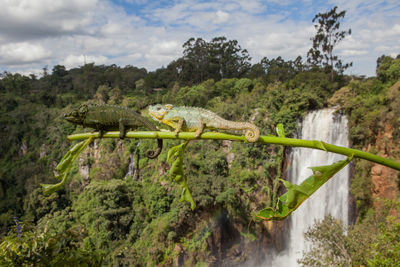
[{"xmin": 1, "ymin": 0, "xmax": 399, "ymax": 77}]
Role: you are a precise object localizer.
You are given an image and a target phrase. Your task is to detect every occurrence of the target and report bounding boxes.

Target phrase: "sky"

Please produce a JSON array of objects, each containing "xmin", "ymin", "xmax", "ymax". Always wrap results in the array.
[{"xmin": 0, "ymin": 0, "xmax": 399, "ymax": 77}]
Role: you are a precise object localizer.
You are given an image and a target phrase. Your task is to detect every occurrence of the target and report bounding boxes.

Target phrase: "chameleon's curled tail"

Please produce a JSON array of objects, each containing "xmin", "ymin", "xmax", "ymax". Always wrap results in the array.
[
  {"xmin": 243, "ymin": 123, "xmax": 260, "ymax": 142},
  {"xmin": 137, "ymin": 115, "xmax": 163, "ymax": 159},
  {"xmin": 145, "ymin": 139, "xmax": 163, "ymax": 159},
  {"xmin": 216, "ymin": 120, "xmax": 260, "ymax": 142}
]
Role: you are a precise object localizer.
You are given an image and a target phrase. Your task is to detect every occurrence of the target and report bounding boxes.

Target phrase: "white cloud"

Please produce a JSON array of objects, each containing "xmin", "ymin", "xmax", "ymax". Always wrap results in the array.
[
  {"xmin": 214, "ymin": 10, "xmax": 229, "ymax": 24},
  {"xmin": 61, "ymin": 54, "xmax": 108, "ymax": 69},
  {"xmin": 150, "ymin": 41, "xmax": 180, "ymax": 55},
  {"xmin": 0, "ymin": 0, "xmax": 399, "ymax": 77},
  {"xmin": 336, "ymin": 36, "xmax": 369, "ymax": 56},
  {"xmin": 0, "ymin": 0, "xmax": 97, "ymax": 42},
  {"xmin": 0, "ymin": 42, "xmax": 51, "ymax": 65}
]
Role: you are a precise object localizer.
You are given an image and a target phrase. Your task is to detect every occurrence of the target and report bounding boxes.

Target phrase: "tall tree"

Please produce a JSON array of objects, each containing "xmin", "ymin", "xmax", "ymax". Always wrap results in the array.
[
  {"xmin": 209, "ymin": 37, "xmax": 251, "ymax": 79},
  {"xmin": 307, "ymin": 6, "xmax": 352, "ymax": 80},
  {"xmin": 168, "ymin": 37, "xmax": 251, "ymax": 85},
  {"xmin": 259, "ymin": 56, "xmax": 304, "ymax": 83}
]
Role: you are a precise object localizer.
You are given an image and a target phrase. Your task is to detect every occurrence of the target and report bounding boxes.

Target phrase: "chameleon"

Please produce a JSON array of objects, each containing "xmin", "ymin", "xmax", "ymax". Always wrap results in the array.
[
  {"xmin": 64, "ymin": 104, "xmax": 163, "ymax": 159},
  {"xmin": 148, "ymin": 104, "xmax": 260, "ymax": 142}
]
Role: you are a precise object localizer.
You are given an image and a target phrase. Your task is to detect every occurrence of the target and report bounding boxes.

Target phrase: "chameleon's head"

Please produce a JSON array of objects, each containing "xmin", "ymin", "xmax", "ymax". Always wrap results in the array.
[
  {"xmin": 148, "ymin": 104, "xmax": 173, "ymax": 122},
  {"xmin": 64, "ymin": 104, "xmax": 89, "ymax": 125}
]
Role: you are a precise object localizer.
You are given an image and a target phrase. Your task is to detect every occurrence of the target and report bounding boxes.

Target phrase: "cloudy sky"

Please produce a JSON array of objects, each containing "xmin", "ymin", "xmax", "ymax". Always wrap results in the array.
[{"xmin": 1, "ymin": 0, "xmax": 399, "ymax": 77}]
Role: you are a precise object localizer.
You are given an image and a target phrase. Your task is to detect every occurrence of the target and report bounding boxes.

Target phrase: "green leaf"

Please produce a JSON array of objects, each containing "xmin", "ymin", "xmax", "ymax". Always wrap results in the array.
[
  {"xmin": 167, "ymin": 141, "xmax": 196, "ymax": 210},
  {"xmin": 256, "ymin": 155, "xmax": 353, "ymax": 221},
  {"xmin": 314, "ymin": 140, "xmax": 328, "ymax": 152},
  {"xmin": 40, "ymin": 137, "xmax": 93, "ymax": 195},
  {"xmin": 180, "ymin": 186, "xmax": 196, "ymax": 210},
  {"xmin": 240, "ymin": 231, "xmax": 257, "ymax": 241},
  {"xmin": 276, "ymin": 123, "xmax": 285, "ymax": 137}
]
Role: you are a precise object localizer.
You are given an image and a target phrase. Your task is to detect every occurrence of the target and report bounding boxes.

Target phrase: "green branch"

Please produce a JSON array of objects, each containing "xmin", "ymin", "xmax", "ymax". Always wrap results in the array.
[{"xmin": 67, "ymin": 131, "xmax": 400, "ymax": 171}]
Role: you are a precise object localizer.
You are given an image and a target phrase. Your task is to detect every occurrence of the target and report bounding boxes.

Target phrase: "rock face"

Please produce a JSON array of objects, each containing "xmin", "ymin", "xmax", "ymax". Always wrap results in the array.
[
  {"xmin": 370, "ymin": 123, "xmax": 400, "ymax": 212},
  {"xmin": 19, "ymin": 141, "xmax": 27, "ymax": 156},
  {"xmin": 174, "ymin": 210, "xmax": 276, "ymax": 267}
]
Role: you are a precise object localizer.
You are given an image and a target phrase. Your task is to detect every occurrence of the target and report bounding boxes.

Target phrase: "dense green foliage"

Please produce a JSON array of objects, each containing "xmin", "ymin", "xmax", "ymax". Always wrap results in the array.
[
  {"xmin": 0, "ymin": 31, "xmax": 399, "ymax": 266},
  {"xmin": 299, "ymin": 201, "xmax": 400, "ymax": 266},
  {"xmin": 0, "ymin": 219, "xmax": 102, "ymax": 266}
]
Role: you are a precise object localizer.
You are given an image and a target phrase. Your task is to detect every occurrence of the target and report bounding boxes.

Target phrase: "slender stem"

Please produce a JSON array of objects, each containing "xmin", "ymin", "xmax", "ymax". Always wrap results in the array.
[{"xmin": 67, "ymin": 131, "xmax": 400, "ymax": 171}]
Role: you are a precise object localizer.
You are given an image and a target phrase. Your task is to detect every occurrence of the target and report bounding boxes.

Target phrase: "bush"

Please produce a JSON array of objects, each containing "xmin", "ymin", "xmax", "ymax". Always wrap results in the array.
[{"xmin": 0, "ymin": 220, "xmax": 102, "ymax": 266}]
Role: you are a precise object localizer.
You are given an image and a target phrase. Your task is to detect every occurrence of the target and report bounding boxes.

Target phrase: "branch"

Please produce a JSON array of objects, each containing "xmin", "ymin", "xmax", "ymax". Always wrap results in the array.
[{"xmin": 67, "ymin": 131, "xmax": 400, "ymax": 171}]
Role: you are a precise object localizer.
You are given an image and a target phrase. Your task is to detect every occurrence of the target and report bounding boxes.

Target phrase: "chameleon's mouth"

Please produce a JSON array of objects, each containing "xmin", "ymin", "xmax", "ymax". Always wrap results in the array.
[
  {"xmin": 64, "ymin": 115, "xmax": 80, "ymax": 123},
  {"xmin": 149, "ymin": 111, "xmax": 164, "ymax": 121},
  {"xmin": 64, "ymin": 111, "xmax": 82, "ymax": 124}
]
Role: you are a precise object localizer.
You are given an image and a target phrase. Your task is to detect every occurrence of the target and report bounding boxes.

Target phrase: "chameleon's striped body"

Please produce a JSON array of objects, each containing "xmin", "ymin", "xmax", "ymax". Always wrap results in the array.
[
  {"xmin": 148, "ymin": 104, "xmax": 260, "ymax": 142},
  {"xmin": 65, "ymin": 104, "xmax": 163, "ymax": 158}
]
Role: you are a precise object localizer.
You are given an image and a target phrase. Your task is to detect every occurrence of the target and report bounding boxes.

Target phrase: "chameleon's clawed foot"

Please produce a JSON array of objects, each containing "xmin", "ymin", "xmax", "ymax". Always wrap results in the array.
[{"xmin": 174, "ymin": 130, "xmax": 179, "ymax": 136}]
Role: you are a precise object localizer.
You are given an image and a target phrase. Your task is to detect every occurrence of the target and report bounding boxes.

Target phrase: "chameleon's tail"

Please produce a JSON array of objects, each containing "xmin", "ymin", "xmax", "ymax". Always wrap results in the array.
[
  {"xmin": 136, "ymin": 114, "xmax": 164, "ymax": 159},
  {"xmin": 243, "ymin": 123, "xmax": 260, "ymax": 142},
  {"xmin": 145, "ymin": 139, "xmax": 163, "ymax": 159},
  {"xmin": 216, "ymin": 120, "xmax": 260, "ymax": 142}
]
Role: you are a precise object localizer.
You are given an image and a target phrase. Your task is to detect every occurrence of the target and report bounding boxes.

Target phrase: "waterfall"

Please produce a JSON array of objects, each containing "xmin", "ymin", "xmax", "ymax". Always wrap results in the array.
[
  {"xmin": 269, "ymin": 108, "xmax": 350, "ymax": 266},
  {"xmin": 125, "ymin": 141, "xmax": 141, "ymax": 180}
]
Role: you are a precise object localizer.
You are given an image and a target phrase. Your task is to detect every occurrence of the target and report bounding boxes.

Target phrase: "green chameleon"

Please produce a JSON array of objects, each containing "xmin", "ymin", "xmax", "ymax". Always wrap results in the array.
[
  {"xmin": 65, "ymin": 104, "xmax": 163, "ymax": 159},
  {"xmin": 148, "ymin": 104, "xmax": 260, "ymax": 142}
]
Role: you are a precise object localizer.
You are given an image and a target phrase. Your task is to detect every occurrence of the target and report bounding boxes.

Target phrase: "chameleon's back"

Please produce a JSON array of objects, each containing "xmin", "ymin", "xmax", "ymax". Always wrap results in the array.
[
  {"xmin": 165, "ymin": 106, "xmax": 223, "ymax": 130},
  {"xmin": 83, "ymin": 105, "xmax": 157, "ymax": 131},
  {"xmin": 83, "ymin": 105, "xmax": 125, "ymax": 130}
]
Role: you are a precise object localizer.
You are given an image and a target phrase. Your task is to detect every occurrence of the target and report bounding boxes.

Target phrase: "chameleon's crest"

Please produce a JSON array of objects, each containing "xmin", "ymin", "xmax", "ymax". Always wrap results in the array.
[
  {"xmin": 64, "ymin": 105, "xmax": 88, "ymax": 125},
  {"xmin": 79, "ymin": 104, "xmax": 89, "ymax": 114},
  {"xmin": 148, "ymin": 104, "xmax": 168, "ymax": 122}
]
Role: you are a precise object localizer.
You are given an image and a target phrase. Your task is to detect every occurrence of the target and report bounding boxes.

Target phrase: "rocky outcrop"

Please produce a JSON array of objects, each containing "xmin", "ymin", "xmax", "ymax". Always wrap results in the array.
[
  {"xmin": 370, "ymin": 123, "xmax": 400, "ymax": 213},
  {"xmin": 19, "ymin": 141, "xmax": 27, "ymax": 156}
]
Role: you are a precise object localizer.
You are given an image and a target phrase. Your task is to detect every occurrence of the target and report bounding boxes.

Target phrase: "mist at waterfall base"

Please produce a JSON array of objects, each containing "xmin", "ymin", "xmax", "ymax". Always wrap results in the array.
[{"xmin": 264, "ymin": 108, "xmax": 350, "ymax": 267}]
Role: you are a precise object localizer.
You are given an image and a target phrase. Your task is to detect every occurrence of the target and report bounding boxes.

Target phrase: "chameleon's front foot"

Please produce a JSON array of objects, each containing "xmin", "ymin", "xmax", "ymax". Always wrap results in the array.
[
  {"xmin": 194, "ymin": 121, "xmax": 205, "ymax": 138},
  {"xmin": 174, "ymin": 118, "xmax": 184, "ymax": 137}
]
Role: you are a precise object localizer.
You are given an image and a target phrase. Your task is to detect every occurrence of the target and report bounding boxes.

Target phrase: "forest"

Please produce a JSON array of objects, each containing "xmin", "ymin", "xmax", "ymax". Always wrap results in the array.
[{"xmin": 1, "ymin": 7, "xmax": 400, "ymax": 267}]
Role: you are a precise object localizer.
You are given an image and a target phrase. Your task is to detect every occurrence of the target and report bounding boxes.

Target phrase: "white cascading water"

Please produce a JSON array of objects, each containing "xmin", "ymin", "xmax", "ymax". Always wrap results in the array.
[
  {"xmin": 124, "ymin": 141, "xmax": 141, "ymax": 180},
  {"xmin": 269, "ymin": 108, "xmax": 350, "ymax": 266}
]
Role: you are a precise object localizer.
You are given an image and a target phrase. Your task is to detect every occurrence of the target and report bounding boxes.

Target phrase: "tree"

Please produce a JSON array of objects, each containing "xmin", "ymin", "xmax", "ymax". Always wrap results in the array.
[
  {"xmin": 376, "ymin": 54, "xmax": 400, "ymax": 83},
  {"xmin": 259, "ymin": 56, "xmax": 304, "ymax": 83},
  {"xmin": 208, "ymin": 37, "xmax": 252, "ymax": 79},
  {"xmin": 307, "ymin": 6, "xmax": 352, "ymax": 80},
  {"xmin": 167, "ymin": 37, "xmax": 252, "ymax": 85}
]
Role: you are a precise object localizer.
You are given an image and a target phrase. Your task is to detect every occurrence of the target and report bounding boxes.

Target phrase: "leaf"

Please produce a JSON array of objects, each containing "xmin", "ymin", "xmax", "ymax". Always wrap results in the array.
[
  {"xmin": 276, "ymin": 123, "xmax": 285, "ymax": 137},
  {"xmin": 256, "ymin": 155, "xmax": 353, "ymax": 221},
  {"xmin": 240, "ymin": 231, "xmax": 257, "ymax": 241},
  {"xmin": 167, "ymin": 141, "xmax": 196, "ymax": 210},
  {"xmin": 314, "ymin": 140, "xmax": 328, "ymax": 152},
  {"xmin": 40, "ymin": 137, "xmax": 93, "ymax": 195},
  {"xmin": 180, "ymin": 186, "xmax": 196, "ymax": 210}
]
